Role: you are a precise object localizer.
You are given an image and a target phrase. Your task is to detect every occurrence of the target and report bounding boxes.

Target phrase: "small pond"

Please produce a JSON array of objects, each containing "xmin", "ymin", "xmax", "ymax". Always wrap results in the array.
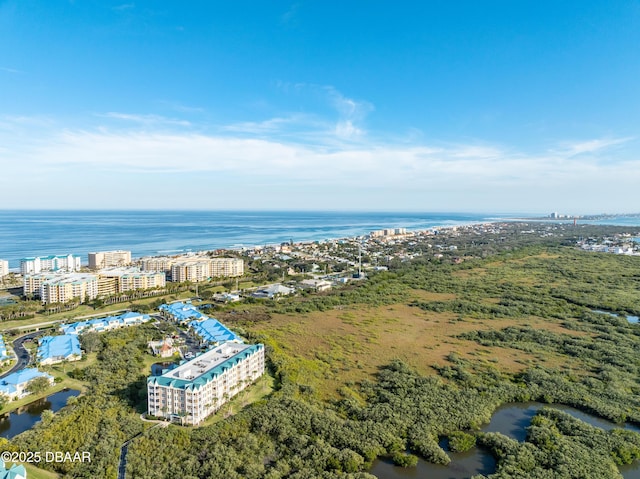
[
  {"xmin": 0, "ymin": 388, "xmax": 80, "ymax": 439},
  {"xmin": 593, "ymin": 309, "xmax": 639, "ymax": 324},
  {"xmin": 370, "ymin": 402, "xmax": 640, "ymax": 478}
]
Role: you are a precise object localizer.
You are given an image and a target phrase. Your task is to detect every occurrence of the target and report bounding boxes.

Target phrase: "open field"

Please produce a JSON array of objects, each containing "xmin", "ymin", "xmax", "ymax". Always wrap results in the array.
[
  {"xmin": 23, "ymin": 463, "xmax": 60, "ymax": 479},
  {"xmin": 249, "ymin": 295, "xmax": 593, "ymax": 399}
]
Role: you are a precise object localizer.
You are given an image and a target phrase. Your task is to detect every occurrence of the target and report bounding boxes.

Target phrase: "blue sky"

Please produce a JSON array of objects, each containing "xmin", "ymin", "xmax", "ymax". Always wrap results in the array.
[{"xmin": 1, "ymin": 1, "xmax": 639, "ymax": 213}]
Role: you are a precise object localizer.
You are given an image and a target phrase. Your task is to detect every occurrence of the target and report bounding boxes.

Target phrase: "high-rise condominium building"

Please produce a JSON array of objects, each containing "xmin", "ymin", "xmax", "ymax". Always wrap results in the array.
[
  {"xmin": 20, "ymin": 254, "xmax": 81, "ymax": 275},
  {"xmin": 88, "ymin": 250, "xmax": 132, "ymax": 269},
  {"xmin": 0, "ymin": 260, "xmax": 9, "ymax": 279},
  {"xmin": 209, "ymin": 258, "xmax": 244, "ymax": 278},
  {"xmin": 147, "ymin": 342, "xmax": 264, "ymax": 425}
]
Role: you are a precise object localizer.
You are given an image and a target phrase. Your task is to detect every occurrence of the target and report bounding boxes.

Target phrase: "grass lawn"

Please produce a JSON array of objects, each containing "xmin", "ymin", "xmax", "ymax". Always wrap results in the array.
[{"xmin": 23, "ymin": 463, "xmax": 60, "ymax": 479}]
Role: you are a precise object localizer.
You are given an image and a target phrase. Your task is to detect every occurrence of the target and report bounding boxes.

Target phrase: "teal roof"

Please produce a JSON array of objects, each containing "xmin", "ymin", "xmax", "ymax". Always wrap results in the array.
[
  {"xmin": 0, "ymin": 462, "xmax": 26, "ymax": 479},
  {"xmin": 147, "ymin": 344, "xmax": 263, "ymax": 391}
]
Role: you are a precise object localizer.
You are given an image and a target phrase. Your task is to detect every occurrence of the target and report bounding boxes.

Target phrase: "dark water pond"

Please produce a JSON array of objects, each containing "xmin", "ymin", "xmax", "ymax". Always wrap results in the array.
[
  {"xmin": 370, "ymin": 402, "xmax": 640, "ymax": 478},
  {"xmin": 0, "ymin": 388, "xmax": 80, "ymax": 439}
]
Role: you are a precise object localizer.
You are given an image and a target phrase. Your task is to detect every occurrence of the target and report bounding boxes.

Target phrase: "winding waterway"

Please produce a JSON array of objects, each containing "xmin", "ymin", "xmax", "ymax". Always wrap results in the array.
[
  {"xmin": 0, "ymin": 388, "xmax": 80, "ymax": 439},
  {"xmin": 370, "ymin": 402, "xmax": 640, "ymax": 478}
]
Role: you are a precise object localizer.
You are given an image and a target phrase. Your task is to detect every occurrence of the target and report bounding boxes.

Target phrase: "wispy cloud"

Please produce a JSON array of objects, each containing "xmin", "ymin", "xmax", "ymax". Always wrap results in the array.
[
  {"xmin": 274, "ymin": 82, "xmax": 374, "ymax": 139},
  {"xmin": 0, "ymin": 67, "xmax": 23, "ymax": 74},
  {"xmin": 281, "ymin": 3, "xmax": 300, "ymax": 25},
  {"xmin": 10, "ymin": 126, "xmax": 635, "ymax": 189},
  {"xmin": 156, "ymin": 100, "xmax": 204, "ymax": 114},
  {"xmin": 113, "ymin": 3, "xmax": 135, "ymax": 12},
  {"xmin": 3, "ymin": 111, "xmax": 639, "ymax": 212},
  {"xmin": 221, "ymin": 114, "xmax": 323, "ymax": 135},
  {"xmin": 98, "ymin": 112, "xmax": 192, "ymax": 127},
  {"xmin": 324, "ymin": 86, "xmax": 373, "ymax": 139},
  {"xmin": 558, "ymin": 137, "xmax": 634, "ymax": 156}
]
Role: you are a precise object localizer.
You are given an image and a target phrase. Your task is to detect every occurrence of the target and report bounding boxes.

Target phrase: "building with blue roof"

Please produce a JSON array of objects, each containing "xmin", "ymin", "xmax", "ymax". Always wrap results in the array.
[
  {"xmin": 159, "ymin": 301, "xmax": 208, "ymax": 323},
  {"xmin": 0, "ymin": 335, "xmax": 9, "ymax": 362},
  {"xmin": 0, "ymin": 460, "xmax": 26, "ymax": 479},
  {"xmin": 37, "ymin": 335, "xmax": 82, "ymax": 365},
  {"xmin": 147, "ymin": 342, "xmax": 264, "ymax": 425},
  {"xmin": 0, "ymin": 368, "xmax": 54, "ymax": 400},
  {"xmin": 60, "ymin": 311, "xmax": 151, "ymax": 335},
  {"xmin": 189, "ymin": 318, "xmax": 241, "ymax": 346}
]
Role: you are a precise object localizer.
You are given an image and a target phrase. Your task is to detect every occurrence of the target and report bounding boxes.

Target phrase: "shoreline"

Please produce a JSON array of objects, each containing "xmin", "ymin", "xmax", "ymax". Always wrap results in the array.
[{"xmin": 2, "ymin": 212, "xmax": 640, "ymax": 270}]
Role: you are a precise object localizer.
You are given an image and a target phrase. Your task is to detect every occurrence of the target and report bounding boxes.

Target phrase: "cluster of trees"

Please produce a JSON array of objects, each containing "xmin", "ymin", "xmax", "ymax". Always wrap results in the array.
[
  {"xmin": 12, "ymin": 325, "xmax": 161, "ymax": 477},
  {"xmin": 0, "ymin": 299, "xmax": 40, "ymax": 321}
]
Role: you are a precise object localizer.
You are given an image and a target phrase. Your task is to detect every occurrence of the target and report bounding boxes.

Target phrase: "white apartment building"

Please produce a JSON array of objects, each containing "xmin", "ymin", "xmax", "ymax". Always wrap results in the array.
[
  {"xmin": 141, "ymin": 257, "xmax": 176, "ymax": 274},
  {"xmin": 88, "ymin": 250, "xmax": 132, "ymax": 269},
  {"xmin": 143, "ymin": 256, "xmax": 243, "ymax": 282},
  {"xmin": 97, "ymin": 269, "xmax": 166, "ymax": 295},
  {"xmin": 209, "ymin": 258, "xmax": 244, "ymax": 278},
  {"xmin": 41, "ymin": 274, "xmax": 98, "ymax": 304},
  {"xmin": 24, "ymin": 273, "xmax": 98, "ymax": 304},
  {"xmin": 20, "ymin": 254, "xmax": 81, "ymax": 275},
  {"xmin": 0, "ymin": 260, "xmax": 9, "ymax": 279},
  {"xmin": 147, "ymin": 342, "xmax": 264, "ymax": 425},
  {"xmin": 171, "ymin": 261, "xmax": 211, "ymax": 283}
]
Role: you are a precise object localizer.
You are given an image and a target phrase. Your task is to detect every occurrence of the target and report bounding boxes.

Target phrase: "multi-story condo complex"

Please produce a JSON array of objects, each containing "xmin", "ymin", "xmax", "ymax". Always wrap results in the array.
[
  {"xmin": 24, "ymin": 273, "xmax": 98, "ymax": 304},
  {"xmin": 142, "ymin": 255, "xmax": 243, "ymax": 282},
  {"xmin": 41, "ymin": 274, "xmax": 98, "ymax": 304},
  {"xmin": 370, "ymin": 228, "xmax": 408, "ymax": 238},
  {"xmin": 88, "ymin": 250, "xmax": 132, "ymax": 269},
  {"xmin": 141, "ymin": 257, "xmax": 176, "ymax": 274},
  {"xmin": 171, "ymin": 261, "xmax": 211, "ymax": 283},
  {"xmin": 209, "ymin": 258, "xmax": 244, "ymax": 278},
  {"xmin": 0, "ymin": 259, "xmax": 9, "ymax": 279},
  {"xmin": 97, "ymin": 269, "xmax": 166, "ymax": 296},
  {"xmin": 20, "ymin": 254, "xmax": 81, "ymax": 275},
  {"xmin": 147, "ymin": 342, "xmax": 264, "ymax": 425},
  {"xmin": 23, "ymin": 273, "xmax": 58, "ymax": 297}
]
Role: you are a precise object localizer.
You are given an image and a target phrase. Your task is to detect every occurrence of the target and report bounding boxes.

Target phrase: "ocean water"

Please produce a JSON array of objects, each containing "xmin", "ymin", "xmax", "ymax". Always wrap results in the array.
[
  {"xmin": 1, "ymin": 210, "xmax": 639, "ymax": 269},
  {"xmin": 0, "ymin": 210, "xmax": 506, "ymax": 268}
]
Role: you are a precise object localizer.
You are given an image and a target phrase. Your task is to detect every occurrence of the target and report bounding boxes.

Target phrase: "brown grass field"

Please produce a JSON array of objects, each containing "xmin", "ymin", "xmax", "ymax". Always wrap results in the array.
[{"xmin": 249, "ymin": 288, "xmax": 592, "ymax": 399}]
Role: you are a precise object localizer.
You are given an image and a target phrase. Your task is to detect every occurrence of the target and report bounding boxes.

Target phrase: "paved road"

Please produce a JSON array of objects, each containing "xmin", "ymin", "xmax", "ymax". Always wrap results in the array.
[
  {"xmin": 117, "ymin": 442, "xmax": 130, "ymax": 479},
  {"xmin": 0, "ymin": 331, "xmax": 45, "ymax": 379}
]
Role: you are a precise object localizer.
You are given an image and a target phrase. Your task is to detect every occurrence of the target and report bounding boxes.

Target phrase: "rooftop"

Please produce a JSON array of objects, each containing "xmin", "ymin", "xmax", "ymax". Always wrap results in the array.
[
  {"xmin": 0, "ymin": 368, "xmax": 53, "ymax": 395},
  {"xmin": 37, "ymin": 335, "xmax": 81, "ymax": 361},
  {"xmin": 148, "ymin": 343, "xmax": 262, "ymax": 390},
  {"xmin": 190, "ymin": 318, "xmax": 241, "ymax": 344}
]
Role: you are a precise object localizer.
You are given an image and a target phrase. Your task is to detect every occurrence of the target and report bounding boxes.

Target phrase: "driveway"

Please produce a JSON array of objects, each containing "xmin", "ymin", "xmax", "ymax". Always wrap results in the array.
[{"xmin": 1, "ymin": 331, "xmax": 45, "ymax": 379}]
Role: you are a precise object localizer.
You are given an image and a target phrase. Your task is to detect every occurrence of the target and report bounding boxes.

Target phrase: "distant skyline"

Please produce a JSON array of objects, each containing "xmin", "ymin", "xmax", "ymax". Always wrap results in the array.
[{"xmin": 1, "ymin": 1, "xmax": 639, "ymax": 213}]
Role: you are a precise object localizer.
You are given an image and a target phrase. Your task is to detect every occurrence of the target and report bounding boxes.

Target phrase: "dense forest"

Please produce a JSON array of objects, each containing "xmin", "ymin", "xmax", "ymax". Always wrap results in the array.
[{"xmin": 7, "ymin": 228, "xmax": 640, "ymax": 478}]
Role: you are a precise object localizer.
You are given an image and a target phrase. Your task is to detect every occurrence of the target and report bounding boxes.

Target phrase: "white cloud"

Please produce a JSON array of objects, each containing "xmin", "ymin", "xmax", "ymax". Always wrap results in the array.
[
  {"xmin": 0, "ymin": 67, "xmax": 23, "ymax": 74},
  {"xmin": 113, "ymin": 4, "xmax": 135, "ymax": 11},
  {"xmin": 2, "ymin": 112, "xmax": 639, "ymax": 212},
  {"xmin": 221, "ymin": 114, "xmax": 320, "ymax": 135},
  {"xmin": 273, "ymin": 83, "xmax": 374, "ymax": 139},
  {"xmin": 558, "ymin": 137, "xmax": 634, "ymax": 156},
  {"xmin": 324, "ymin": 86, "xmax": 374, "ymax": 139},
  {"xmin": 99, "ymin": 112, "xmax": 192, "ymax": 127}
]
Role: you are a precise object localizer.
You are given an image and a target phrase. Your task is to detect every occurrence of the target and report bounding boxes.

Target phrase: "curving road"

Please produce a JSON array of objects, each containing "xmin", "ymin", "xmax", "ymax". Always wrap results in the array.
[{"xmin": 0, "ymin": 331, "xmax": 45, "ymax": 379}]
